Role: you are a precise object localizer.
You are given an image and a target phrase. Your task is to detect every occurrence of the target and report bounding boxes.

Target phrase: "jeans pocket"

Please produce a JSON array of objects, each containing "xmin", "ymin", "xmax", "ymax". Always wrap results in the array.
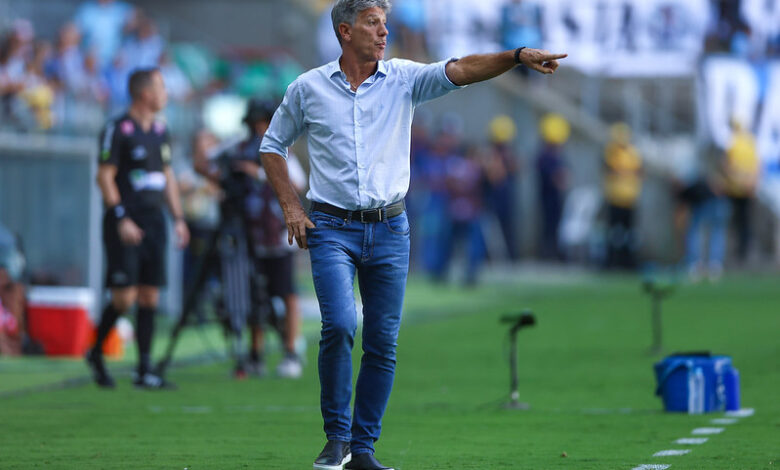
[
  {"xmin": 385, "ymin": 212, "xmax": 410, "ymax": 235},
  {"xmin": 310, "ymin": 211, "xmax": 347, "ymax": 229}
]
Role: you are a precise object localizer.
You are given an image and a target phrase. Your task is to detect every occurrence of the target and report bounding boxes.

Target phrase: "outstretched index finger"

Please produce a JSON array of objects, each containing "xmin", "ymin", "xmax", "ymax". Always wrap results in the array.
[{"xmin": 542, "ymin": 53, "xmax": 567, "ymax": 61}]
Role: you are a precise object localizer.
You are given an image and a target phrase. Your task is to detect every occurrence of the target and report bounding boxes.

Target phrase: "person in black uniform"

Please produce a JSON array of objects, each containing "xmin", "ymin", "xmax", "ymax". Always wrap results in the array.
[{"xmin": 87, "ymin": 67, "xmax": 190, "ymax": 389}]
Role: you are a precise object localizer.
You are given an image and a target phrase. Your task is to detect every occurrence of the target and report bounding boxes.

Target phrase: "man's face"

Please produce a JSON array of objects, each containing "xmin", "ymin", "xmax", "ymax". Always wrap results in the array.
[
  {"xmin": 342, "ymin": 7, "xmax": 388, "ymax": 61},
  {"xmin": 144, "ymin": 71, "xmax": 168, "ymax": 112}
]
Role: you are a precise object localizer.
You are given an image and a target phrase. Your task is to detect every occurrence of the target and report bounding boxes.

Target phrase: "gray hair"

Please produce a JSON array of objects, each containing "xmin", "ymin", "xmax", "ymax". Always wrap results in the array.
[{"xmin": 331, "ymin": 0, "xmax": 392, "ymax": 44}]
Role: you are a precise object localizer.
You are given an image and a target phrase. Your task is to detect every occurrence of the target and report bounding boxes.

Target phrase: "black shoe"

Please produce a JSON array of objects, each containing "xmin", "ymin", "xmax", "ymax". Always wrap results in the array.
[
  {"xmin": 85, "ymin": 348, "xmax": 115, "ymax": 389},
  {"xmin": 345, "ymin": 453, "xmax": 394, "ymax": 470},
  {"xmin": 313, "ymin": 440, "xmax": 351, "ymax": 470},
  {"xmin": 133, "ymin": 372, "xmax": 177, "ymax": 390}
]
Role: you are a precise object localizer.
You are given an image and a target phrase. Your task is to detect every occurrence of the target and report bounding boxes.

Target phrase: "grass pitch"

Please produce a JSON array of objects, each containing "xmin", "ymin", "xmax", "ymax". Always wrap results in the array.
[{"xmin": 0, "ymin": 272, "xmax": 778, "ymax": 469}]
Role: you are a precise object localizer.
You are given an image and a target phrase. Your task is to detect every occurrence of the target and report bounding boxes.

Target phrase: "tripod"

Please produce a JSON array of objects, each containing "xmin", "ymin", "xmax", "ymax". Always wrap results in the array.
[{"xmin": 155, "ymin": 214, "xmax": 278, "ymax": 378}]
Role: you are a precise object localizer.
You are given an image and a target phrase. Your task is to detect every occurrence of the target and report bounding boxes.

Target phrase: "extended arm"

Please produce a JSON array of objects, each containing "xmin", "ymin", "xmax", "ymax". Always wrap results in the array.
[
  {"xmin": 445, "ymin": 48, "xmax": 567, "ymax": 86},
  {"xmin": 261, "ymin": 152, "xmax": 314, "ymax": 249}
]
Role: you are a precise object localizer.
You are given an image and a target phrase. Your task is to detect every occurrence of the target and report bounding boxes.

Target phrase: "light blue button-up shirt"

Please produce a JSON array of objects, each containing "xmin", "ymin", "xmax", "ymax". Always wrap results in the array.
[{"xmin": 259, "ymin": 58, "xmax": 463, "ymax": 210}]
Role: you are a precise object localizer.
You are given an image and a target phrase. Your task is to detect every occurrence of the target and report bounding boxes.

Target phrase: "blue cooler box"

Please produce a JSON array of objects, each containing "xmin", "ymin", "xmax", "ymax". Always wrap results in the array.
[{"xmin": 654, "ymin": 353, "xmax": 740, "ymax": 414}]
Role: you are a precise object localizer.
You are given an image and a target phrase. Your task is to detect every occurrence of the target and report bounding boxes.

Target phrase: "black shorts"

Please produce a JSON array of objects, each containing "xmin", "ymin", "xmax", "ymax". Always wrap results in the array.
[
  {"xmin": 255, "ymin": 253, "xmax": 295, "ymax": 298},
  {"xmin": 103, "ymin": 209, "xmax": 167, "ymax": 288}
]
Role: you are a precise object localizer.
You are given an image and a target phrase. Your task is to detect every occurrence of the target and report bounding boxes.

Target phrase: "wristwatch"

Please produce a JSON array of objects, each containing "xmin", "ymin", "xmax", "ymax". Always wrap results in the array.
[
  {"xmin": 514, "ymin": 47, "xmax": 526, "ymax": 65},
  {"xmin": 112, "ymin": 204, "xmax": 127, "ymax": 220}
]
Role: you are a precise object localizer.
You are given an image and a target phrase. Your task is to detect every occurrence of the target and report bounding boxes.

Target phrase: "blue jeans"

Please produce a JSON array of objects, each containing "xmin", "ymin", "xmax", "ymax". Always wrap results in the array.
[
  {"xmin": 434, "ymin": 218, "xmax": 486, "ymax": 284},
  {"xmin": 685, "ymin": 197, "xmax": 730, "ymax": 270},
  {"xmin": 306, "ymin": 209, "xmax": 410, "ymax": 455}
]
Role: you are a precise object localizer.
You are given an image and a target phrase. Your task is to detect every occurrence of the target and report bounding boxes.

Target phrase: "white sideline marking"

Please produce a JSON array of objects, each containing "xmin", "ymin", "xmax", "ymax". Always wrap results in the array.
[
  {"xmin": 711, "ymin": 418, "xmax": 737, "ymax": 425},
  {"xmin": 675, "ymin": 438, "xmax": 708, "ymax": 445},
  {"xmin": 653, "ymin": 450, "xmax": 691, "ymax": 457},
  {"xmin": 725, "ymin": 408, "xmax": 755, "ymax": 418},
  {"xmin": 629, "ymin": 409, "xmax": 755, "ymax": 469},
  {"xmin": 692, "ymin": 427, "xmax": 724, "ymax": 435}
]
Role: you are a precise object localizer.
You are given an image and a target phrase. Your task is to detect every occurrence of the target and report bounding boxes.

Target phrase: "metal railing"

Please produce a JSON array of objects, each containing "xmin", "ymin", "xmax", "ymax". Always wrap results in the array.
[{"xmin": 0, "ymin": 131, "xmax": 183, "ymax": 318}]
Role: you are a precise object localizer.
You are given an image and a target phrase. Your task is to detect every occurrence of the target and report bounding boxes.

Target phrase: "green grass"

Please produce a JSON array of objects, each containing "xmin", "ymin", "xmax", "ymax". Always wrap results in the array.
[{"xmin": 1, "ymin": 273, "xmax": 778, "ymax": 469}]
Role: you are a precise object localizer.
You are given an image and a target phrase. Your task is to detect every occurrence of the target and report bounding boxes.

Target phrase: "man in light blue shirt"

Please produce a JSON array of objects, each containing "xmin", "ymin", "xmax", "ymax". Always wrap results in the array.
[{"xmin": 260, "ymin": 1, "xmax": 565, "ymax": 469}]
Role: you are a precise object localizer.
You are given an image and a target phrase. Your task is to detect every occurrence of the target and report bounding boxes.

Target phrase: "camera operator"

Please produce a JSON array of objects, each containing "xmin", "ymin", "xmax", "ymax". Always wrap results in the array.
[{"xmin": 198, "ymin": 99, "xmax": 306, "ymax": 378}]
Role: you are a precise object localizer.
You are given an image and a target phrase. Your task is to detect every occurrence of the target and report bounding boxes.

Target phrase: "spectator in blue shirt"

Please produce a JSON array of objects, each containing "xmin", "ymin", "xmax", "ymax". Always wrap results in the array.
[
  {"xmin": 536, "ymin": 113, "xmax": 570, "ymax": 260},
  {"xmin": 121, "ymin": 13, "xmax": 165, "ymax": 70},
  {"xmin": 439, "ymin": 144, "xmax": 487, "ymax": 285},
  {"xmin": 74, "ymin": 0, "xmax": 136, "ymax": 68},
  {"xmin": 46, "ymin": 24, "xmax": 86, "ymax": 95}
]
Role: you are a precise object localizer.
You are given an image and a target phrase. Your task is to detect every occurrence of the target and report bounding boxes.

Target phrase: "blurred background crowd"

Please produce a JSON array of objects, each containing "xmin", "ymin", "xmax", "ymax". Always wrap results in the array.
[
  {"xmin": 1, "ymin": 0, "xmax": 780, "ymax": 347},
  {"xmin": 2, "ymin": 0, "xmax": 779, "ymax": 133},
  {"xmin": 0, "ymin": 0, "xmax": 305, "ymax": 133}
]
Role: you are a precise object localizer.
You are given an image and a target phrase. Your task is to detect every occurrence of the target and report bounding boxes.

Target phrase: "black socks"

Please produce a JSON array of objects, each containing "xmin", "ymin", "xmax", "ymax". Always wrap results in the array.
[
  {"xmin": 94, "ymin": 304, "xmax": 122, "ymax": 353},
  {"xmin": 136, "ymin": 306, "xmax": 155, "ymax": 375},
  {"xmin": 94, "ymin": 303, "xmax": 158, "ymax": 377}
]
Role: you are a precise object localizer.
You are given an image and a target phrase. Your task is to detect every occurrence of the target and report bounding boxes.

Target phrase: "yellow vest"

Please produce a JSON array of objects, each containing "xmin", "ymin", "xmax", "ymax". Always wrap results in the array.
[
  {"xmin": 604, "ymin": 143, "xmax": 642, "ymax": 208},
  {"xmin": 725, "ymin": 132, "xmax": 759, "ymax": 197}
]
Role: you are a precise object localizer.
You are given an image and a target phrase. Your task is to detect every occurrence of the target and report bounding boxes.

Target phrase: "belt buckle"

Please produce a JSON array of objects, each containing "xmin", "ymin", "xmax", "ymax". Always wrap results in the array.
[{"xmin": 360, "ymin": 208, "xmax": 382, "ymax": 223}]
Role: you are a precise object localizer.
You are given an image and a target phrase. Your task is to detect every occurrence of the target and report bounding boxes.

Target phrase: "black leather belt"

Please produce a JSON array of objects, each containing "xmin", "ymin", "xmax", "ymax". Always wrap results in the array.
[{"xmin": 310, "ymin": 200, "xmax": 405, "ymax": 223}]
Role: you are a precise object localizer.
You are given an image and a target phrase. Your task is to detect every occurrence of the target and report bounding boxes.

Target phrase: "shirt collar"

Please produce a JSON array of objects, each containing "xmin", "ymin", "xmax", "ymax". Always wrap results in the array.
[
  {"xmin": 375, "ymin": 60, "xmax": 387, "ymax": 77},
  {"xmin": 327, "ymin": 57, "xmax": 388, "ymax": 81},
  {"xmin": 326, "ymin": 59, "xmax": 342, "ymax": 79}
]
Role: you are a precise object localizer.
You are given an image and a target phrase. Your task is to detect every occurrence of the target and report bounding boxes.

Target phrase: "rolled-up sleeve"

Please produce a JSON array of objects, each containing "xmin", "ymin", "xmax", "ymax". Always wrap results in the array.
[
  {"xmin": 399, "ymin": 58, "xmax": 465, "ymax": 107},
  {"xmin": 259, "ymin": 79, "xmax": 305, "ymax": 160}
]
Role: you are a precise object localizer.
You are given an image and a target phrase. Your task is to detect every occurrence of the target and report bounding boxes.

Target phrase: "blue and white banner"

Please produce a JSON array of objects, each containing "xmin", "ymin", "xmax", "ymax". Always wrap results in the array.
[
  {"xmin": 701, "ymin": 57, "xmax": 780, "ymax": 168},
  {"xmin": 419, "ymin": 0, "xmax": 779, "ymax": 77},
  {"xmin": 701, "ymin": 56, "xmax": 780, "ymax": 214},
  {"xmin": 423, "ymin": 0, "xmax": 711, "ymax": 77}
]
